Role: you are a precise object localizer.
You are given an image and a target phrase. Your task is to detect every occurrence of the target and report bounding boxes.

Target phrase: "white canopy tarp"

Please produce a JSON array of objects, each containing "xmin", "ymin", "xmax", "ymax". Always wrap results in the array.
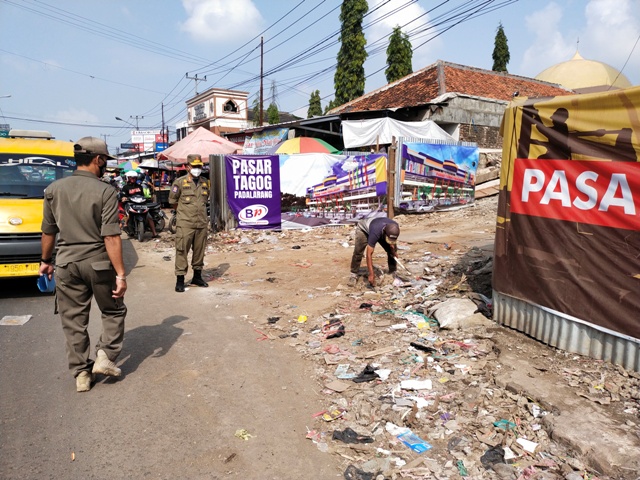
[
  {"xmin": 279, "ymin": 153, "xmax": 343, "ymax": 196},
  {"xmin": 342, "ymin": 118, "xmax": 455, "ymax": 148}
]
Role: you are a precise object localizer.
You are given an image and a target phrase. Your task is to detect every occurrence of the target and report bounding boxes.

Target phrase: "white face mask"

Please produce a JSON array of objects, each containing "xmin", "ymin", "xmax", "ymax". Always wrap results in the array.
[{"xmin": 190, "ymin": 168, "xmax": 202, "ymax": 178}]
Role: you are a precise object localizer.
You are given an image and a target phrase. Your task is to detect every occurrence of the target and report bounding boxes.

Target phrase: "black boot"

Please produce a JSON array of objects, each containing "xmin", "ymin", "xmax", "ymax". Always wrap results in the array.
[
  {"xmin": 190, "ymin": 270, "xmax": 208, "ymax": 287},
  {"xmin": 175, "ymin": 275, "xmax": 185, "ymax": 292}
]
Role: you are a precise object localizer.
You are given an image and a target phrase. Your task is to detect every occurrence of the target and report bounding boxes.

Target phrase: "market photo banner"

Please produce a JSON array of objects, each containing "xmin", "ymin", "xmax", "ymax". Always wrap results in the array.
[
  {"xmin": 225, "ymin": 154, "xmax": 281, "ymax": 229},
  {"xmin": 242, "ymin": 128, "xmax": 289, "ymax": 155},
  {"xmin": 400, "ymin": 141, "xmax": 479, "ymax": 206},
  {"xmin": 494, "ymin": 86, "xmax": 640, "ymax": 339}
]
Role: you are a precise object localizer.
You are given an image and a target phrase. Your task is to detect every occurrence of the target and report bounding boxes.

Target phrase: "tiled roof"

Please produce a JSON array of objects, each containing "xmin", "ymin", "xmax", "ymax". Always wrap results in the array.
[{"xmin": 330, "ymin": 60, "xmax": 573, "ymax": 114}]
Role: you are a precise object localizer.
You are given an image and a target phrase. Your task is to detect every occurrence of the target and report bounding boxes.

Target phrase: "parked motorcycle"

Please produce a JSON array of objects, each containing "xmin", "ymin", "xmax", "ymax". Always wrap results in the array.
[{"xmin": 119, "ymin": 194, "xmax": 167, "ymax": 242}]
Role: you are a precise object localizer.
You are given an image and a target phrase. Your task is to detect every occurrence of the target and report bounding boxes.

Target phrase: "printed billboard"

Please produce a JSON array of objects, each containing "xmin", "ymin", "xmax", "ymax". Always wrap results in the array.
[
  {"xmin": 243, "ymin": 128, "xmax": 289, "ymax": 155},
  {"xmin": 399, "ymin": 141, "xmax": 479, "ymax": 208},
  {"xmin": 306, "ymin": 154, "xmax": 388, "ymax": 201},
  {"xmin": 494, "ymin": 86, "xmax": 640, "ymax": 340}
]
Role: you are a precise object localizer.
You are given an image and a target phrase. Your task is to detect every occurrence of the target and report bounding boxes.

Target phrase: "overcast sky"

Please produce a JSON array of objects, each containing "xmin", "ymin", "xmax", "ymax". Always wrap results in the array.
[{"xmin": 1, "ymin": 0, "xmax": 638, "ymax": 154}]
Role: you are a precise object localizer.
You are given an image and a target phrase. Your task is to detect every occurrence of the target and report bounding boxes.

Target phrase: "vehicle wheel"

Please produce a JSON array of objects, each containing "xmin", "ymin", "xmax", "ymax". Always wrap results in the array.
[
  {"xmin": 169, "ymin": 215, "xmax": 177, "ymax": 234},
  {"xmin": 155, "ymin": 217, "xmax": 166, "ymax": 233},
  {"xmin": 137, "ymin": 219, "xmax": 145, "ymax": 242}
]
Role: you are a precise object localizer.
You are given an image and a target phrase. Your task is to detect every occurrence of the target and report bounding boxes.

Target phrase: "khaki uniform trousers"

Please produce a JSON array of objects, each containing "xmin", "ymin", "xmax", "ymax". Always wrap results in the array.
[
  {"xmin": 350, "ymin": 228, "xmax": 396, "ymax": 275},
  {"xmin": 174, "ymin": 225, "xmax": 207, "ymax": 276},
  {"xmin": 55, "ymin": 252, "xmax": 127, "ymax": 377}
]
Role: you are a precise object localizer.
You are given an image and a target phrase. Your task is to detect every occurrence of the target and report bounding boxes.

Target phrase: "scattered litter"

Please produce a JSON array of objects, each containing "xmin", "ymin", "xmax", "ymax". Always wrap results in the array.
[
  {"xmin": 234, "ymin": 429, "xmax": 254, "ymax": 440},
  {"xmin": 400, "ymin": 379, "xmax": 433, "ymax": 390},
  {"xmin": 332, "ymin": 427, "xmax": 374, "ymax": 444},
  {"xmin": 297, "ymin": 315, "xmax": 308, "ymax": 323},
  {"xmin": 343, "ymin": 464, "xmax": 376, "ymax": 480},
  {"xmin": 0, "ymin": 315, "xmax": 32, "ymax": 326},
  {"xmin": 335, "ymin": 364, "xmax": 356, "ymax": 380},
  {"xmin": 385, "ymin": 422, "xmax": 432, "ymax": 453},
  {"xmin": 352, "ymin": 364, "xmax": 379, "ymax": 383},
  {"xmin": 267, "ymin": 316, "xmax": 280, "ymax": 324},
  {"xmin": 322, "ymin": 407, "xmax": 346, "ymax": 422},
  {"xmin": 493, "ymin": 419, "xmax": 517, "ymax": 431},
  {"xmin": 480, "ymin": 445, "xmax": 505, "ymax": 468},
  {"xmin": 516, "ymin": 437, "xmax": 539, "ymax": 453},
  {"xmin": 409, "ymin": 341, "xmax": 437, "ymax": 353},
  {"xmin": 456, "ymin": 460, "xmax": 468, "ymax": 476},
  {"xmin": 325, "ymin": 379, "xmax": 351, "ymax": 392},
  {"xmin": 293, "ymin": 260, "xmax": 312, "ymax": 268}
]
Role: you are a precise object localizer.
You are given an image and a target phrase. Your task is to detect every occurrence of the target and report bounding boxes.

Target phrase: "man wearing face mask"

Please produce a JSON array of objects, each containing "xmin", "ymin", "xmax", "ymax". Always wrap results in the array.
[
  {"xmin": 39, "ymin": 137, "xmax": 128, "ymax": 393},
  {"xmin": 169, "ymin": 154, "xmax": 210, "ymax": 292}
]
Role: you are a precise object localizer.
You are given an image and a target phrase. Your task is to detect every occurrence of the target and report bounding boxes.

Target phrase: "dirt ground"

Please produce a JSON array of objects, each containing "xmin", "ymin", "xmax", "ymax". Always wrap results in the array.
[{"xmin": 134, "ymin": 196, "xmax": 640, "ymax": 480}]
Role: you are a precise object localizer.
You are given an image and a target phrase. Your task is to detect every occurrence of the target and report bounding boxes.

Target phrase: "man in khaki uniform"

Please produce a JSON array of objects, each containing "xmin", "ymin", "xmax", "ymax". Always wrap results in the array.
[
  {"xmin": 169, "ymin": 154, "xmax": 210, "ymax": 292},
  {"xmin": 39, "ymin": 137, "xmax": 128, "ymax": 393}
]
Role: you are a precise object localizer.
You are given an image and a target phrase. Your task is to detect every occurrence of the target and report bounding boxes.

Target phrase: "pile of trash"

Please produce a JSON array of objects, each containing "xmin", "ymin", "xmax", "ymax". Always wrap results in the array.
[
  {"xmin": 245, "ymin": 199, "xmax": 639, "ymax": 480},
  {"xmin": 264, "ymin": 288, "xmax": 639, "ymax": 479}
]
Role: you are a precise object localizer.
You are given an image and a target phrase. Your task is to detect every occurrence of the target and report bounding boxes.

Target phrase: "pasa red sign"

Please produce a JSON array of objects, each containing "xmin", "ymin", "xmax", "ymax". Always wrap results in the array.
[{"xmin": 511, "ymin": 158, "xmax": 640, "ymax": 231}]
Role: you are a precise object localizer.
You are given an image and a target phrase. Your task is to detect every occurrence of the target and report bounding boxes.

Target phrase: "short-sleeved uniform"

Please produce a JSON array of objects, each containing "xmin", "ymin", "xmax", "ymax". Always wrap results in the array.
[
  {"xmin": 42, "ymin": 170, "xmax": 127, "ymax": 377},
  {"xmin": 168, "ymin": 174, "xmax": 210, "ymax": 276},
  {"xmin": 350, "ymin": 217, "xmax": 398, "ymax": 274}
]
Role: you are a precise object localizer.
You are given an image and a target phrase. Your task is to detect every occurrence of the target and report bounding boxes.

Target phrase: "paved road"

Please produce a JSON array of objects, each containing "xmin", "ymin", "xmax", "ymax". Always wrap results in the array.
[{"xmin": 0, "ymin": 239, "xmax": 342, "ymax": 479}]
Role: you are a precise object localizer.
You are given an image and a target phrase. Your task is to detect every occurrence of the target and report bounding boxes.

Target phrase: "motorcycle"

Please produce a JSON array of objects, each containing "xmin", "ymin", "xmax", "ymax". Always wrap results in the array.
[{"xmin": 119, "ymin": 194, "xmax": 167, "ymax": 242}]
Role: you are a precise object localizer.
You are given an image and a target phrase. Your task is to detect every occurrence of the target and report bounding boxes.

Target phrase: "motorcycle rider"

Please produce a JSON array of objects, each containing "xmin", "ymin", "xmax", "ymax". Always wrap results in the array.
[{"xmin": 120, "ymin": 170, "xmax": 158, "ymax": 238}]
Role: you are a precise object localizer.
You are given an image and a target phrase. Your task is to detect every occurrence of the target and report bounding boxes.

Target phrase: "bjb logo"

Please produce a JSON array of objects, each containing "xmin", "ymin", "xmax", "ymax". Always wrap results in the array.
[{"xmin": 239, "ymin": 204, "xmax": 268, "ymax": 222}]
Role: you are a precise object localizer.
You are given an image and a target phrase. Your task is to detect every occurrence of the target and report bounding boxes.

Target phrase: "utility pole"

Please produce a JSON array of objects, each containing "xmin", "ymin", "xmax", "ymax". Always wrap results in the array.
[
  {"xmin": 161, "ymin": 102, "xmax": 166, "ymax": 143},
  {"xmin": 259, "ymin": 37, "xmax": 264, "ymax": 127},
  {"xmin": 186, "ymin": 72, "xmax": 207, "ymax": 95}
]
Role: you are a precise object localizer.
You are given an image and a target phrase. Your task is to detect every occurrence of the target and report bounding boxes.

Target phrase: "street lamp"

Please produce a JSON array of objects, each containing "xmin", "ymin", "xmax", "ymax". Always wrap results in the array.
[{"xmin": 115, "ymin": 116, "xmax": 136, "ymax": 128}]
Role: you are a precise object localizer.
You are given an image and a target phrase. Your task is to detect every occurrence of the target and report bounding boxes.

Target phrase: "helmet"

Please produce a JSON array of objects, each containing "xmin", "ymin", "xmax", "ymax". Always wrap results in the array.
[{"xmin": 124, "ymin": 171, "xmax": 138, "ymax": 178}]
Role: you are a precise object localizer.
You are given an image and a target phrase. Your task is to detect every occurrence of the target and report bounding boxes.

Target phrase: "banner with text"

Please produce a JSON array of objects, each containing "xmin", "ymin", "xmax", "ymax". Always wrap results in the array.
[
  {"xmin": 242, "ymin": 128, "xmax": 289, "ymax": 155},
  {"xmin": 494, "ymin": 86, "xmax": 640, "ymax": 340},
  {"xmin": 225, "ymin": 154, "xmax": 281, "ymax": 229}
]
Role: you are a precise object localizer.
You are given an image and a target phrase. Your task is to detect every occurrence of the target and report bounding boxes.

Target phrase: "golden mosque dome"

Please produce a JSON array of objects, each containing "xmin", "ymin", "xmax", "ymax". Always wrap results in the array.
[{"xmin": 535, "ymin": 50, "xmax": 632, "ymax": 92}]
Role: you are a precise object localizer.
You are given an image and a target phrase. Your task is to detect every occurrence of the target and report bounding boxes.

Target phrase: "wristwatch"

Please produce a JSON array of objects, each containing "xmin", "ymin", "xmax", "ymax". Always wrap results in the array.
[{"xmin": 40, "ymin": 258, "xmax": 53, "ymax": 265}]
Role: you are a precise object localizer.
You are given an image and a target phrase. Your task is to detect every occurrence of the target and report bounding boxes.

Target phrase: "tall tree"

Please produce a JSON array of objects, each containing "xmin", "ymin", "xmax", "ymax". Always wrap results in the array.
[
  {"xmin": 266, "ymin": 103, "xmax": 279, "ymax": 124},
  {"xmin": 385, "ymin": 26, "xmax": 412, "ymax": 83},
  {"xmin": 251, "ymin": 95, "xmax": 261, "ymax": 126},
  {"xmin": 307, "ymin": 90, "xmax": 322, "ymax": 118},
  {"xmin": 333, "ymin": 0, "xmax": 368, "ymax": 107},
  {"xmin": 324, "ymin": 99, "xmax": 338, "ymax": 115},
  {"xmin": 492, "ymin": 22, "xmax": 510, "ymax": 72},
  {"xmin": 266, "ymin": 80, "xmax": 280, "ymax": 125}
]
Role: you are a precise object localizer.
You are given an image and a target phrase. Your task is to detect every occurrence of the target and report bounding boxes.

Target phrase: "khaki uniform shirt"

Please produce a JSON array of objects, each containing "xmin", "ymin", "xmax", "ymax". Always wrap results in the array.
[
  {"xmin": 169, "ymin": 175, "xmax": 210, "ymax": 229},
  {"xmin": 42, "ymin": 170, "xmax": 121, "ymax": 266}
]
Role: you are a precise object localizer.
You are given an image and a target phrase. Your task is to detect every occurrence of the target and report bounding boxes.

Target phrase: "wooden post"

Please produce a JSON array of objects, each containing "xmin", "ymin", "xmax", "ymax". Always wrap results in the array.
[{"xmin": 387, "ymin": 136, "xmax": 396, "ymax": 219}]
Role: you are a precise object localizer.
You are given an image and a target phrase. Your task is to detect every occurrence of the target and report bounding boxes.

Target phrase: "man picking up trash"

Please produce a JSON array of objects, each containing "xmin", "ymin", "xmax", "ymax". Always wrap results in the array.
[{"xmin": 349, "ymin": 217, "xmax": 400, "ymax": 287}]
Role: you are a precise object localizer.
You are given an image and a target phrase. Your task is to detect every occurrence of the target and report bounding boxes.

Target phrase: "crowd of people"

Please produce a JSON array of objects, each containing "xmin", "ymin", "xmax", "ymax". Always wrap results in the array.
[{"xmin": 38, "ymin": 136, "xmax": 400, "ymax": 393}]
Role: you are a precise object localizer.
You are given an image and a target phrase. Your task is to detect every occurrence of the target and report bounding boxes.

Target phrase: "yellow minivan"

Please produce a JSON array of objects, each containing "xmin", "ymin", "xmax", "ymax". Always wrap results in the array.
[{"xmin": 0, "ymin": 129, "xmax": 75, "ymax": 277}]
